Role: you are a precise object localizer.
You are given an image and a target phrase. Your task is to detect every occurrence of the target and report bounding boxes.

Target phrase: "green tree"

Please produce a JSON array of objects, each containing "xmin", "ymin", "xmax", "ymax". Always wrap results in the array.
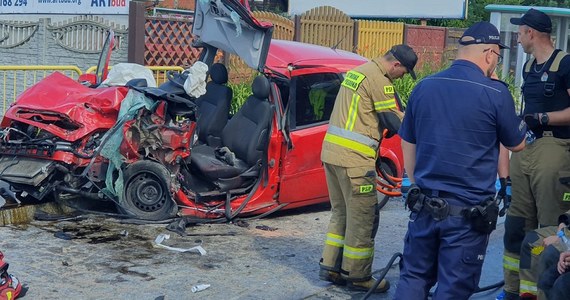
[{"xmin": 427, "ymin": 0, "xmax": 570, "ymax": 28}]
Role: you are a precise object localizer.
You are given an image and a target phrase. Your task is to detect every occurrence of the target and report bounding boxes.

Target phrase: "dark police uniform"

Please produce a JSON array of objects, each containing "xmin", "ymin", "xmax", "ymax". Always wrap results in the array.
[
  {"xmin": 394, "ymin": 59, "xmax": 526, "ymax": 299},
  {"xmin": 503, "ymin": 50, "xmax": 570, "ymax": 298}
]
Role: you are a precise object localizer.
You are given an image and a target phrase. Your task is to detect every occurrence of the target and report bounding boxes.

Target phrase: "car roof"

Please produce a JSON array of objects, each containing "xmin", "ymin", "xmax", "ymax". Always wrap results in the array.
[{"xmin": 266, "ymin": 40, "xmax": 368, "ymax": 76}]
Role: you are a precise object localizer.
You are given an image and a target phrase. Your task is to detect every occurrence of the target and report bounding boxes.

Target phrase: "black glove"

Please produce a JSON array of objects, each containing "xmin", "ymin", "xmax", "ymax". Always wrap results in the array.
[
  {"xmin": 498, "ymin": 177, "xmax": 508, "ymax": 199},
  {"xmin": 498, "ymin": 176, "xmax": 511, "ymax": 217},
  {"xmin": 524, "ymin": 113, "xmax": 541, "ymax": 130},
  {"xmin": 377, "ymin": 111, "xmax": 401, "ymax": 139}
]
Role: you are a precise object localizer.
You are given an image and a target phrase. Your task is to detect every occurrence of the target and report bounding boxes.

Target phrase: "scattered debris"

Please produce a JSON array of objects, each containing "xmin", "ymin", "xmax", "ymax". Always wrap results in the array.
[
  {"xmin": 152, "ymin": 233, "xmax": 206, "ymax": 255},
  {"xmin": 255, "ymin": 225, "xmax": 277, "ymax": 231},
  {"xmin": 54, "ymin": 231, "xmax": 72, "ymax": 240},
  {"xmin": 166, "ymin": 218, "xmax": 187, "ymax": 236},
  {"xmin": 119, "ymin": 230, "xmax": 129, "ymax": 237},
  {"xmin": 233, "ymin": 220, "xmax": 249, "ymax": 228},
  {"xmin": 191, "ymin": 284, "xmax": 211, "ymax": 293}
]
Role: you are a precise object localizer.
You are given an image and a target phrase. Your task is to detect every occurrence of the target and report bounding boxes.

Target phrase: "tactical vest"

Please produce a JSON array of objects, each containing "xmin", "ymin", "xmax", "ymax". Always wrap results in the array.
[{"xmin": 522, "ymin": 49, "xmax": 570, "ymax": 138}]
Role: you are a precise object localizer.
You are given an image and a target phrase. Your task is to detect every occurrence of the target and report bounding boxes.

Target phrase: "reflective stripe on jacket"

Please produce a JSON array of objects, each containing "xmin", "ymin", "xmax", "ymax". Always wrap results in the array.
[{"xmin": 321, "ymin": 58, "xmax": 402, "ymax": 167}]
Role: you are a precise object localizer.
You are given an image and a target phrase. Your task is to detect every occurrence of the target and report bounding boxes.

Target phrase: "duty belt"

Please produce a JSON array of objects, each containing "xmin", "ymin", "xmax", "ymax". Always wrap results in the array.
[
  {"xmin": 406, "ymin": 187, "xmax": 469, "ymax": 221},
  {"xmin": 533, "ymin": 129, "xmax": 570, "ymax": 140}
]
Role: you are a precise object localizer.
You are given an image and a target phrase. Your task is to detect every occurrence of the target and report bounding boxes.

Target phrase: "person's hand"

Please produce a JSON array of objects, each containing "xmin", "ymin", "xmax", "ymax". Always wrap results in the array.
[
  {"xmin": 524, "ymin": 113, "xmax": 541, "ymax": 129},
  {"xmin": 498, "ymin": 177, "xmax": 508, "ymax": 198},
  {"xmin": 557, "ymin": 251, "xmax": 570, "ymax": 274},
  {"xmin": 543, "ymin": 235, "xmax": 560, "ymax": 246},
  {"xmin": 498, "ymin": 177, "xmax": 511, "ymax": 217}
]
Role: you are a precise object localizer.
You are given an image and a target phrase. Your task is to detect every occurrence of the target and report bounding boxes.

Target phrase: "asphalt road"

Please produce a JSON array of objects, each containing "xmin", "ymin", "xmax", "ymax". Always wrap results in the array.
[{"xmin": 0, "ymin": 198, "xmax": 506, "ymax": 300}]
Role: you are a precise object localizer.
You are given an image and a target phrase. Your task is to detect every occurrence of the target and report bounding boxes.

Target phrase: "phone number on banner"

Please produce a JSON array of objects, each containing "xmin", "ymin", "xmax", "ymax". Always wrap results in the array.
[{"xmin": 0, "ymin": 0, "xmax": 28, "ymax": 7}]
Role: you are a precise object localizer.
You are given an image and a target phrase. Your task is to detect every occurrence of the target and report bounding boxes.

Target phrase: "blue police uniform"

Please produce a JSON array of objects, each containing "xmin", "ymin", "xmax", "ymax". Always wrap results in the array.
[{"xmin": 394, "ymin": 59, "xmax": 526, "ymax": 299}]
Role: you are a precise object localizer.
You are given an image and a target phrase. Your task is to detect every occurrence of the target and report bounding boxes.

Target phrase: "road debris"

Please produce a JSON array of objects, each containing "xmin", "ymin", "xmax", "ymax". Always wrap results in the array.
[
  {"xmin": 191, "ymin": 284, "xmax": 211, "ymax": 293},
  {"xmin": 255, "ymin": 225, "xmax": 278, "ymax": 231},
  {"xmin": 53, "ymin": 231, "xmax": 72, "ymax": 240},
  {"xmin": 152, "ymin": 233, "xmax": 206, "ymax": 255}
]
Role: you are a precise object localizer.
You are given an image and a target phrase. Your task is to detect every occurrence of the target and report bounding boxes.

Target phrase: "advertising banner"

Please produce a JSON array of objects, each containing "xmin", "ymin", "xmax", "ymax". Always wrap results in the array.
[
  {"xmin": 1, "ymin": 0, "xmax": 129, "ymax": 14},
  {"xmin": 288, "ymin": 0, "xmax": 468, "ymax": 19}
]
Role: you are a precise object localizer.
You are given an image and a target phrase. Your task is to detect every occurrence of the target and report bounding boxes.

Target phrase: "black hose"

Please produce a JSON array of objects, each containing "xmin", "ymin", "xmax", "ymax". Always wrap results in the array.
[
  {"xmin": 474, "ymin": 280, "xmax": 505, "ymax": 293},
  {"xmin": 427, "ymin": 280, "xmax": 504, "ymax": 298},
  {"xmin": 360, "ymin": 252, "xmax": 504, "ymax": 300},
  {"xmin": 361, "ymin": 252, "xmax": 402, "ymax": 300},
  {"xmin": 55, "ymin": 186, "xmax": 101, "ymax": 200}
]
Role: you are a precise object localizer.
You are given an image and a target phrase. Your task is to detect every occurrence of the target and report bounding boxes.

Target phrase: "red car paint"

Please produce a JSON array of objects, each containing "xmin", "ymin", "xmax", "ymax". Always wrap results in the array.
[
  {"xmin": 0, "ymin": 0, "xmax": 404, "ymax": 221},
  {"xmin": 175, "ymin": 40, "xmax": 404, "ymax": 219}
]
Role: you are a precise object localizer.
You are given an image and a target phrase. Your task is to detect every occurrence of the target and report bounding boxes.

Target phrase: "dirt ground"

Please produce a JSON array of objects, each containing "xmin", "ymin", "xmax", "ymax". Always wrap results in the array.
[{"xmin": 0, "ymin": 198, "xmax": 505, "ymax": 300}]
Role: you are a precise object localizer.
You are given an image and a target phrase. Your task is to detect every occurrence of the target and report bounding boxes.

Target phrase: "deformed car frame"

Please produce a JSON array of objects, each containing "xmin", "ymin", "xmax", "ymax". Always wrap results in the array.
[{"xmin": 0, "ymin": 0, "xmax": 404, "ymax": 222}]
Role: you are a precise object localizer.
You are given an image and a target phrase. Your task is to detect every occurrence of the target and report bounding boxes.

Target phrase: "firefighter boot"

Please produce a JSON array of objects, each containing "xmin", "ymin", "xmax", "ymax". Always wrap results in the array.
[
  {"xmin": 348, "ymin": 277, "xmax": 390, "ymax": 293},
  {"xmin": 318, "ymin": 269, "xmax": 347, "ymax": 285}
]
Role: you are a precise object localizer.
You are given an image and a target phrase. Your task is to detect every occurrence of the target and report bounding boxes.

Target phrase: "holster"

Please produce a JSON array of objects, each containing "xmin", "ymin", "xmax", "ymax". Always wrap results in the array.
[
  {"xmin": 462, "ymin": 197, "xmax": 499, "ymax": 234},
  {"xmin": 405, "ymin": 184, "xmax": 424, "ymax": 213}
]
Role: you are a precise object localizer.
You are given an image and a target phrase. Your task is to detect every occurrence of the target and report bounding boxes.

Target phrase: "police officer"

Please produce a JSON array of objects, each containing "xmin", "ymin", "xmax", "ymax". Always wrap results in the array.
[
  {"xmin": 502, "ymin": 9, "xmax": 570, "ymax": 300},
  {"xmin": 394, "ymin": 21, "xmax": 526, "ymax": 300},
  {"xmin": 319, "ymin": 44, "xmax": 417, "ymax": 293}
]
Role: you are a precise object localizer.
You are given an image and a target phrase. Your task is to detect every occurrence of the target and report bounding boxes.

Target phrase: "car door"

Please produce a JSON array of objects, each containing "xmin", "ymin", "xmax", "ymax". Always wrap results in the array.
[
  {"xmin": 192, "ymin": 0, "xmax": 273, "ymax": 72},
  {"xmin": 278, "ymin": 69, "xmax": 343, "ymax": 205}
]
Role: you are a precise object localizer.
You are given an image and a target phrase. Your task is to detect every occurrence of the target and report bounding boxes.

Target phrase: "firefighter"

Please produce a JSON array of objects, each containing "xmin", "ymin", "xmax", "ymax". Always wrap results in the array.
[
  {"xmin": 501, "ymin": 9, "xmax": 570, "ymax": 300},
  {"xmin": 394, "ymin": 21, "xmax": 526, "ymax": 299},
  {"xmin": 519, "ymin": 223, "xmax": 568, "ymax": 299},
  {"xmin": 318, "ymin": 44, "xmax": 417, "ymax": 293}
]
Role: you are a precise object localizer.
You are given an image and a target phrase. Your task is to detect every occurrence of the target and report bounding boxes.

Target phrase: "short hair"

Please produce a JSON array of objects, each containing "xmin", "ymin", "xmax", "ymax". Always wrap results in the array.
[{"xmin": 383, "ymin": 51, "xmax": 398, "ymax": 62}]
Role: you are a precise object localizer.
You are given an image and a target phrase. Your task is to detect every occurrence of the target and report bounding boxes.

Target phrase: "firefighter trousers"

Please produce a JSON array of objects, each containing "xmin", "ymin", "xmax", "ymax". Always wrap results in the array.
[
  {"xmin": 320, "ymin": 162, "xmax": 379, "ymax": 282},
  {"xmin": 519, "ymin": 226, "xmax": 568, "ymax": 299},
  {"xmin": 503, "ymin": 137, "xmax": 570, "ymax": 296}
]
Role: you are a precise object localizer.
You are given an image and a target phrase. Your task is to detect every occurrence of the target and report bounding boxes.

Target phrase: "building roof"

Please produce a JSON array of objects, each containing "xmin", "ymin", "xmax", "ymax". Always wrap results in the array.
[{"xmin": 485, "ymin": 5, "xmax": 570, "ymax": 17}]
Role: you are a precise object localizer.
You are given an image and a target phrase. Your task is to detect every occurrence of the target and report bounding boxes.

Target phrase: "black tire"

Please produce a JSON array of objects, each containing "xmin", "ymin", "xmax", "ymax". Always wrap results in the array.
[
  {"xmin": 121, "ymin": 160, "xmax": 176, "ymax": 221},
  {"xmin": 377, "ymin": 161, "xmax": 394, "ymax": 210}
]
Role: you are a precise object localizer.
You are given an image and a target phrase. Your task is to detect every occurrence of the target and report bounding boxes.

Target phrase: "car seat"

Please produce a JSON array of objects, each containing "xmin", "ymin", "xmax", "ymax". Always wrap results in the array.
[
  {"xmin": 190, "ymin": 75, "xmax": 272, "ymax": 192},
  {"xmin": 195, "ymin": 63, "xmax": 232, "ymax": 147}
]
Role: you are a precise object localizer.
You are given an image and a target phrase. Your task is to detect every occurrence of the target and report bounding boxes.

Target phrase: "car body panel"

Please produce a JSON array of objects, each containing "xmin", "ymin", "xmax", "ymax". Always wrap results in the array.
[
  {"xmin": 192, "ymin": 0, "xmax": 273, "ymax": 71},
  {"xmin": 3, "ymin": 72, "xmax": 128, "ymax": 142},
  {"xmin": 266, "ymin": 40, "xmax": 367, "ymax": 77}
]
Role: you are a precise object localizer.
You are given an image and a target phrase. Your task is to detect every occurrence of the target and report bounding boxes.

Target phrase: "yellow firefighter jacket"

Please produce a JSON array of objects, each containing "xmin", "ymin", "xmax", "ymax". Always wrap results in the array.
[{"xmin": 321, "ymin": 57, "xmax": 403, "ymax": 167}]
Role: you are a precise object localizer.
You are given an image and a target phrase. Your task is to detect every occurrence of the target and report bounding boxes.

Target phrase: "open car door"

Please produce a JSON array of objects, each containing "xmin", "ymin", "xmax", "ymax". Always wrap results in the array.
[
  {"xmin": 78, "ymin": 30, "xmax": 115, "ymax": 86},
  {"xmin": 278, "ymin": 67, "xmax": 344, "ymax": 206},
  {"xmin": 192, "ymin": 0, "xmax": 273, "ymax": 72}
]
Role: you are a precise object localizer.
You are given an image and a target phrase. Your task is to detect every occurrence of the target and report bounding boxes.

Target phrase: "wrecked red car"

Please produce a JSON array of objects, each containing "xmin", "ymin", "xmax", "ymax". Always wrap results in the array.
[{"xmin": 0, "ymin": 0, "xmax": 403, "ymax": 221}]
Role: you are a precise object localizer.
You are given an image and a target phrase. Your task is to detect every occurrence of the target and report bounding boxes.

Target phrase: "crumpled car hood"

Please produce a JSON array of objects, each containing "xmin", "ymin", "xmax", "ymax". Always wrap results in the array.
[{"xmin": 3, "ymin": 72, "xmax": 128, "ymax": 142}]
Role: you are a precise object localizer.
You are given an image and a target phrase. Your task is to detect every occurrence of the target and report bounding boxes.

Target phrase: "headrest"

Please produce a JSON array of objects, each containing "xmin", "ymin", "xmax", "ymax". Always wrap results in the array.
[
  {"xmin": 252, "ymin": 76, "xmax": 270, "ymax": 100},
  {"xmin": 210, "ymin": 63, "xmax": 228, "ymax": 84}
]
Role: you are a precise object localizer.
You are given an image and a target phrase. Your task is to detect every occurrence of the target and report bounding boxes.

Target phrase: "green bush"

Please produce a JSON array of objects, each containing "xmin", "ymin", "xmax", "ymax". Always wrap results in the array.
[
  {"xmin": 394, "ymin": 64, "xmax": 520, "ymax": 108},
  {"xmin": 393, "ymin": 64, "xmax": 441, "ymax": 107},
  {"xmin": 228, "ymin": 81, "xmax": 253, "ymax": 115}
]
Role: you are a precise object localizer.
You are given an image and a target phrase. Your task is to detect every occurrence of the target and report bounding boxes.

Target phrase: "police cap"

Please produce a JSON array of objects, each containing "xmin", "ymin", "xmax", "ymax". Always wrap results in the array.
[{"xmin": 459, "ymin": 21, "xmax": 508, "ymax": 49}]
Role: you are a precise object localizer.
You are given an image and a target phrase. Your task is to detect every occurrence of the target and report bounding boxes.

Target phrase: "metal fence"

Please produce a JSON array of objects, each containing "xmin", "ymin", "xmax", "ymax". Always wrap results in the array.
[{"xmin": 0, "ymin": 66, "xmax": 83, "ymax": 114}]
